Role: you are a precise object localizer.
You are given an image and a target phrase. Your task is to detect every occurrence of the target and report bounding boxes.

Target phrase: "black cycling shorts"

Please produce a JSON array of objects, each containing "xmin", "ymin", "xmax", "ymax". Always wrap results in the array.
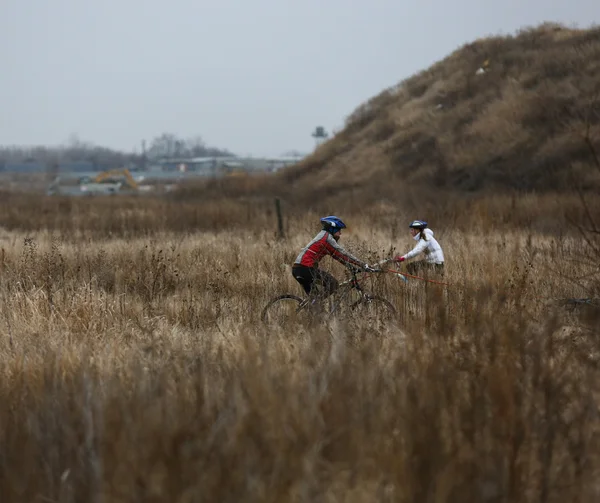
[{"xmin": 291, "ymin": 264, "xmax": 339, "ymax": 297}]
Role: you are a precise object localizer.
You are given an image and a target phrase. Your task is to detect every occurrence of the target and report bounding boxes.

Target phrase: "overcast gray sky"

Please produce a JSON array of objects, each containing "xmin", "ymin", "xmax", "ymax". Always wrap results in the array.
[{"xmin": 0, "ymin": 0, "xmax": 597, "ymax": 157}]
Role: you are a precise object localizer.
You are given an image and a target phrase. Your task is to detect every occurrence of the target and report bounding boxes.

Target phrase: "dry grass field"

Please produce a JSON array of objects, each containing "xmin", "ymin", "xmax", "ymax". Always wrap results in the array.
[
  {"xmin": 2, "ymin": 20, "xmax": 600, "ymax": 503},
  {"xmin": 0, "ymin": 188, "xmax": 599, "ymax": 503}
]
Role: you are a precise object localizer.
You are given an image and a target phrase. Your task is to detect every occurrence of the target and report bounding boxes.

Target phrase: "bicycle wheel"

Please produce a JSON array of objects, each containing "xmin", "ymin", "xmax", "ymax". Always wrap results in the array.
[
  {"xmin": 350, "ymin": 295, "xmax": 397, "ymax": 323},
  {"xmin": 260, "ymin": 294, "xmax": 307, "ymax": 324}
]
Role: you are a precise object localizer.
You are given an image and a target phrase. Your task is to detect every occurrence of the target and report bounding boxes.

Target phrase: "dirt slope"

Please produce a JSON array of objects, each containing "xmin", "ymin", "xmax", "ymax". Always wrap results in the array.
[{"xmin": 281, "ymin": 23, "xmax": 600, "ymax": 197}]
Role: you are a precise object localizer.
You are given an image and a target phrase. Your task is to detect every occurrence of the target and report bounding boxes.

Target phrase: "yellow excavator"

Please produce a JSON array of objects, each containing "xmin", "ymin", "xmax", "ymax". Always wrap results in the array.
[
  {"xmin": 79, "ymin": 168, "xmax": 139, "ymax": 193},
  {"xmin": 92, "ymin": 168, "xmax": 139, "ymax": 189}
]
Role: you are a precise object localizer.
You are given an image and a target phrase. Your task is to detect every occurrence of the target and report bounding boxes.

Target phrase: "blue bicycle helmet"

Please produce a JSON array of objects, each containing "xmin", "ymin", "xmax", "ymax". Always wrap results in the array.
[
  {"xmin": 408, "ymin": 220, "xmax": 428, "ymax": 230},
  {"xmin": 320, "ymin": 215, "xmax": 347, "ymax": 233}
]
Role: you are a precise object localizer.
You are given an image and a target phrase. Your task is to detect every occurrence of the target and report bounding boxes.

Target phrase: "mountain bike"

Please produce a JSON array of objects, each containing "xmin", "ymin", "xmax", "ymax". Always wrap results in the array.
[{"xmin": 260, "ymin": 264, "xmax": 397, "ymax": 325}]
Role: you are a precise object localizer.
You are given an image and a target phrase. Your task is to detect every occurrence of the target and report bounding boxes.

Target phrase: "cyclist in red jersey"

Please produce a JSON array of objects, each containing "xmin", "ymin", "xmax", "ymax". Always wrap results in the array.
[{"xmin": 292, "ymin": 215, "xmax": 377, "ymax": 299}]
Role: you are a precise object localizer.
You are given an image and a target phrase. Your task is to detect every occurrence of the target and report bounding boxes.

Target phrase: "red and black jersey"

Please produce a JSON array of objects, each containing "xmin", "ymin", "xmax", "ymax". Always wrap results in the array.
[{"xmin": 293, "ymin": 230, "xmax": 365, "ymax": 269}]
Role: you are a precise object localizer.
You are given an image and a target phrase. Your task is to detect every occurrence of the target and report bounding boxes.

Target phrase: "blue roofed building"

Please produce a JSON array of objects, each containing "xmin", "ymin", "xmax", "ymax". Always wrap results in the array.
[
  {"xmin": 58, "ymin": 161, "xmax": 97, "ymax": 173},
  {"xmin": 1, "ymin": 161, "xmax": 47, "ymax": 173}
]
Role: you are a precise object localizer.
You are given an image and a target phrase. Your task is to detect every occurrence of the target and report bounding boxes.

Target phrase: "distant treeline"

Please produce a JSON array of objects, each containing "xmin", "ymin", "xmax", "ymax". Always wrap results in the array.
[{"xmin": 0, "ymin": 132, "xmax": 235, "ymax": 172}]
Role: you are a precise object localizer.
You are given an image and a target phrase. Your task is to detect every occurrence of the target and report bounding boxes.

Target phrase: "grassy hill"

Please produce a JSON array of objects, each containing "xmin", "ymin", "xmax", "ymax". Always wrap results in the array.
[{"xmin": 280, "ymin": 23, "xmax": 600, "ymax": 199}]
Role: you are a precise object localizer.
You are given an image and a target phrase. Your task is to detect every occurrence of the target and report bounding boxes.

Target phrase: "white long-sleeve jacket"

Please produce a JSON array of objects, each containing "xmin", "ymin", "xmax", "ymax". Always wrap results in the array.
[{"xmin": 401, "ymin": 228, "xmax": 445, "ymax": 264}]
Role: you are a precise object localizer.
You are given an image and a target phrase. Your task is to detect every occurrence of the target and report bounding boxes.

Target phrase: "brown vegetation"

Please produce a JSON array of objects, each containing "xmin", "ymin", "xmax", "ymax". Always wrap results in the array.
[
  {"xmin": 0, "ymin": 192, "xmax": 599, "ymax": 501},
  {"xmin": 279, "ymin": 23, "xmax": 600, "ymax": 197},
  {"xmin": 1, "ymin": 21, "xmax": 600, "ymax": 503}
]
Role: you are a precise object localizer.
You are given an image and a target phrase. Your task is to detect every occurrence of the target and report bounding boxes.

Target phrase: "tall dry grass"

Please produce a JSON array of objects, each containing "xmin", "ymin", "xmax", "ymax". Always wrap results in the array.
[
  {"xmin": 2, "ymin": 187, "xmax": 600, "ymax": 240},
  {"xmin": 0, "ymin": 195, "xmax": 599, "ymax": 502}
]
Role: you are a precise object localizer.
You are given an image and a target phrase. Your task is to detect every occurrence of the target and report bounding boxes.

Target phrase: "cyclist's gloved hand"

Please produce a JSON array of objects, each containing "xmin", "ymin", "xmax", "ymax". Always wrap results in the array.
[{"xmin": 393, "ymin": 255, "xmax": 406, "ymax": 263}]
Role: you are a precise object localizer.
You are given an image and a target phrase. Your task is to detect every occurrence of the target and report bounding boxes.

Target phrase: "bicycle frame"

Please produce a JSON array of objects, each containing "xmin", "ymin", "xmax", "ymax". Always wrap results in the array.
[{"xmin": 299, "ymin": 266, "xmax": 377, "ymax": 316}]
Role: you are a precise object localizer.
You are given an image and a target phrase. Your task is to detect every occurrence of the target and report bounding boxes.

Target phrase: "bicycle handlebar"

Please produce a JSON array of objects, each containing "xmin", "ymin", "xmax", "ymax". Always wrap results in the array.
[{"xmin": 345, "ymin": 260, "xmax": 391, "ymax": 275}]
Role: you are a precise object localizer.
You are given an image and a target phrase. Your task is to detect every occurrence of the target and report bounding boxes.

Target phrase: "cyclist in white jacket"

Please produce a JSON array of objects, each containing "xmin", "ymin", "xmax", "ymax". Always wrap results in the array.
[{"xmin": 393, "ymin": 220, "xmax": 445, "ymax": 275}]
